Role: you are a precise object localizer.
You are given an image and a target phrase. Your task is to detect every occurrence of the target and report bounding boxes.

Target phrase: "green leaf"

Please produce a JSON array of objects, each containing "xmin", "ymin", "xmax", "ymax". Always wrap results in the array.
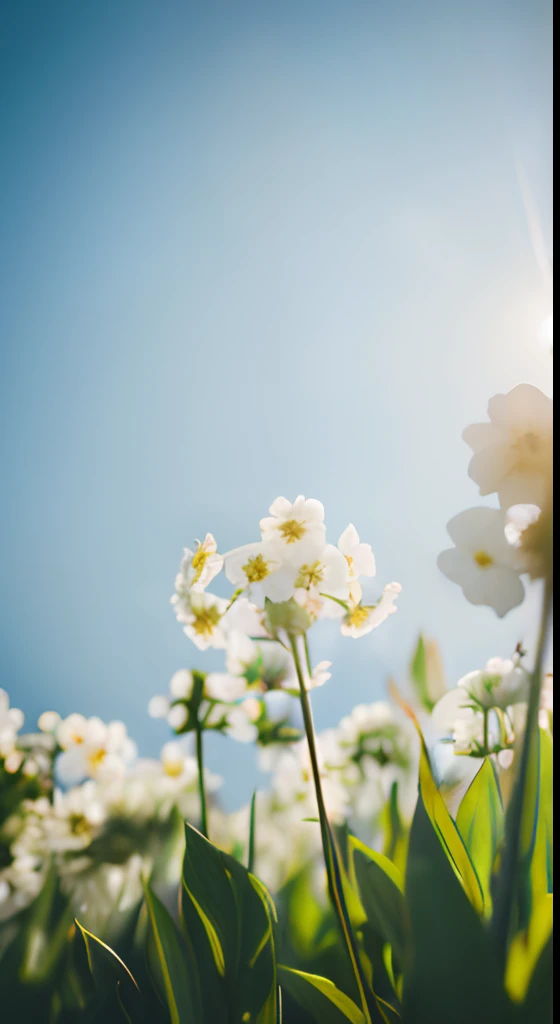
[
  {"xmin": 75, "ymin": 919, "xmax": 143, "ymax": 1020},
  {"xmin": 456, "ymin": 758, "xmax": 504, "ymax": 912},
  {"xmin": 380, "ymin": 781, "xmax": 408, "ymax": 876},
  {"xmin": 349, "ymin": 838, "xmax": 407, "ymax": 975},
  {"xmin": 399, "ymin": 699, "xmax": 485, "ymax": 914},
  {"xmin": 402, "ymin": 794, "xmax": 507, "ymax": 1024},
  {"xmin": 181, "ymin": 823, "xmax": 277, "ymax": 1023},
  {"xmin": 143, "ymin": 883, "xmax": 200, "ymax": 1023},
  {"xmin": 409, "ymin": 635, "xmax": 446, "ymax": 711},
  {"xmin": 248, "ymin": 789, "xmax": 257, "ymax": 874},
  {"xmin": 529, "ymin": 728, "xmax": 553, "ymax": 907},
  {"xmin": 278, "ymin": 965, "xmax": 366, "ymax": 1023}
]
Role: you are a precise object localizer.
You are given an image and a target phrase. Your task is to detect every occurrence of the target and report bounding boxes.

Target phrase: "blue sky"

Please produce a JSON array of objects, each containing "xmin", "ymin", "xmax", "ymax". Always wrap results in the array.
[{"xmin": 0, "ymin": 0, "xmax": 552, "ymax": 807}]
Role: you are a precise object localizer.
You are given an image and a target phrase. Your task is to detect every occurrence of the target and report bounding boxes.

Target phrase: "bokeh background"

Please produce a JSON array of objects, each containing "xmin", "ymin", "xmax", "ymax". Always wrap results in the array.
[{"xmin": 1, "ymin": 0, "xmax": 553, "ymax": 808}]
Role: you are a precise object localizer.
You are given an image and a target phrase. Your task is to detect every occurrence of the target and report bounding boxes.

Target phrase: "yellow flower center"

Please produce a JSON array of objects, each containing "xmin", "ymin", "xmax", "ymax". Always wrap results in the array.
[
  {"xmin": 243, "ymin": 553, "xmax": 271, "ymax": 583},
  {"xmin": 295, "ymin": 560, "xmax": 325, "ymax": 589},
  {"xmin": 70, "ymin": 733, "xmax": 84, "ymax": 745},
  {"xmin": 279, "ymin": 518, "xmax": 306, "ymax": 543},
  {"xmin": 191, "ymin": 605, "xmax": 221, "ymax": 637},
  {"xmin": 69, "ymin": 813, "xmax": 90, "ymax": 836},
  {"xmin": 87, "ymin": 747, "xmax": 107, "ymax": 772},
  {"xmin": 346, "ymin": 605, "xmax": 371, "ymax": 628},
  {"xmin": 474, "ymin": 550, "xmax": 493, "ymax": 569},
  {"xmin": 191, "ymin": 545, "xmax": 209, "ymax": 582},
  {"xmin": 164, "ymin": 760, "xmax": 183, "ymax": 778}
]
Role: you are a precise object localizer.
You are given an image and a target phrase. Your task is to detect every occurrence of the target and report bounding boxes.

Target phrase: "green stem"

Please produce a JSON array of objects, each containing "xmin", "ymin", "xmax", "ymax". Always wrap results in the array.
[
  {"xmin": 290, "ymin": 634, "xmax": 375, "ymax": 1024},
  {"xmin": 248, "ymin": 790, "xmax": 257, "ymax": 874},
  {"xmin": 195, "ymin": 720, "xmax": 209, "ymax": 839},
  {"xmin": 492, "ymin": 573, "xmax": 553, "ymax": 971}
]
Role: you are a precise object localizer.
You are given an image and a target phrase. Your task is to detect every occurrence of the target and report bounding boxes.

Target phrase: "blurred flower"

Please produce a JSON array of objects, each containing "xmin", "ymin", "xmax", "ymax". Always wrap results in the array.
[
  {"xmin": 0, "ymin": 690, "xmax": 24, "ymax": 758},
  {"xmin": 463, "ymin": 383, "xmax": 553, "ymax": 511},
  {"xmin": 438, "ymin": 507, "xmax": 525, "ymax": 617},
  {"xmin": 432, "ymin": 655, "xmax": 529, "ymax": 756},
  {"xmin": 37, "ymin": 711, "xmax": 61, "ymax": 734},
  {"xmin": 337, "ymin": 524, "xmax": 376, "ymax": 603},
  {"xmin": 56, "ymin": 717, "xmax": 137, "ymax": 786}
]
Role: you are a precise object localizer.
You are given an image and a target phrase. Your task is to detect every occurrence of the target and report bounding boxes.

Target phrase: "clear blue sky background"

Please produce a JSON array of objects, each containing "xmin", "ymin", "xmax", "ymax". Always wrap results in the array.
[{"xmin": 0, "ymin": 0, "xmax": 553, "ymax": 807}]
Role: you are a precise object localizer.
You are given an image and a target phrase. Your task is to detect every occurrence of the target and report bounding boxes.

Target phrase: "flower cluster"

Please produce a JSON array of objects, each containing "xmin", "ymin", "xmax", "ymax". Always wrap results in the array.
[
  {"xmin": 171, "ymin": 498, "xmax": 401, "ymax": 649},
  {"xmin": 438, "ymin": 384, "xmax": 553, "ymax": 616}
]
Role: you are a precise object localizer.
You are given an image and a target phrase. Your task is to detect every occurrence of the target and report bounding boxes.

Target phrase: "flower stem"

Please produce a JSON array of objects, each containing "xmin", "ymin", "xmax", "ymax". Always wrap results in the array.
[
  {"xmin": 195, "ymin": 719, "xmax": 209, "ymax": 839},
  {"xmin": 289, "ymin": 634, "xmax": 375, "ymax": 1024},
  {"xmin": 491, "ymin": 573, "xmax": 553, "ymax": 972}
]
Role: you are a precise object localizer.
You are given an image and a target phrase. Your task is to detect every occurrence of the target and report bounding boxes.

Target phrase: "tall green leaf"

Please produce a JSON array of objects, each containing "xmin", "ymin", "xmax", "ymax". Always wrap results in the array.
[
  {"xmin": 278, "ymin": 965, "xmax": 366, "ymax": 1023},
  {"xmin": 402, "ymin": 794, "xmax": 507, "ymax": 1024},
  {"xmin": 143, "ymin": 883, "xmax": 200, "ymax": 1023},
  {"xmin": 349, "ymin": 837, "xmax": 407, "ymax": 976},
  {"xmin": 456, "ymin": 758, "xmax": 504, "ymax": 912},
  {"xmin": 75, "ymin": 919, "xmax": 143, "ymax": 1020}
]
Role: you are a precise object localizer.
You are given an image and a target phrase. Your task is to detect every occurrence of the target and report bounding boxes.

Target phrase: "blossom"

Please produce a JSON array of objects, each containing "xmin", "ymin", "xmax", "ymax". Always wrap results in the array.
[
  {"xmin": 37, "ymin": 711, "xmax": 61, "ymax": 734},
  {"xmin": 432, "ymin": 656, "xmax": 530, "ymax": 756},
  {"xmin": 205, "ymin": 672, "xmax": 249, "ymax": 703},
  {"xmin": 338, "ymin": 524, "xmax": 376, "ymax": 602},
  {"xmin": 179, "ymin": 533, "xmax": 223, "ymax": 593},
  {"xmin": 224, "ymin": 543, "xmax": 285, "ymax": 601},
  {"xmin": 306, "ymin": 661, "xmax": 332, "ymax": 690},
  {"xmin": 437, "ymin": 507, "xmax": 525, "ymax": 617},
  {"xmin": 260, "ymin": 496, "xmax": 326, "ymax": 562},
  {"xmin": 341, "ymin": 582, "xmax": 402, "ymax": 638},
  {"xmin": 56, "ymin": 717, "xmax": 137, "ymax": 786},
  {"xmin": 0, "ymin": 690, "xmax": 24, "ymax": 758},
  {"xmin": 463, "ymin": 383, "xmax": 553, "ymax": 511},
  {"xmin": 179, "ymin": 592, "xmax": 229, "ymax": 650}
]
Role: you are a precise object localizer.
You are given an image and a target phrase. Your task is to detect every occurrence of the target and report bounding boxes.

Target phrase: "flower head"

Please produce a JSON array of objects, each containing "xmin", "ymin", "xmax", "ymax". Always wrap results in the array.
[
  {"xmin": 56, "ymin": 716, "xmax": 137, "ymax": 786},
  {"xmin": 338, "ymin": 524, "xmax": 376, "ymax": 603},
  {"xmin": 438, "ymin": 507, "xmax": 525, "ymax": 617},
  {"xmin": 463, "ymin": 384, "xmax": 553, "ymax": 511},
  {"xmin": 260, "ymin": 496, "xmax": 326, "ymax": 562},
  {"xmin": 341, "ymin": 583, "xmax": 401, "ymax": 638},
  {"xmin": 0, "ymin": 690, "xmax": 24, "ymax": 758}
]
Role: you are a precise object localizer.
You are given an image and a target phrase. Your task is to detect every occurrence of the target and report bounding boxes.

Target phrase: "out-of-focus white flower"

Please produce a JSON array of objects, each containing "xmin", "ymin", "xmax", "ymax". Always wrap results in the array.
[
  {"xmin": 226, "ymin": 631, "xmax": 259, "ymax": 677},
  {"xmin": 205, "ymin": 672, "xmax": 249, "ymax": 703},
  {"xmin": 438, "ymin": 507, "xmax": 525, "ymax": 617},
  {"xmin": 432, "ymin": 656, "xmax": 529, "ymax": 756},
  {"xmin": 148, "ymin": 695, "xmax": 170, "ymax": 719},
  {"xmin": 167, "ymin": 704, "xmax": 188, "ymax": 731},
  {"xmin": 170, "ymin": 670, "xmax": 194, "ymax": 699},
  {"xmin": 0, "ymin": 690, "xmax": 24, "ymax": 758},
  {"xmin": 45, "ymin": 783, "xmax": 107, "ymax": 853},
  {"xmin": 260, "ymin": 496, "xmax": 326, "ymax": 562},
  {"xmin": 159, "ymin": 741, "xmax": 198, "ymax": 784},
  {"xmin": 338, "ymin": 524, "xmax": 376, "ymax": 603},
  {"xmin": 221, "ymin": 597, "xmax": 269, "ymax": 638},
  {"xmin": 37, "ymin": 711, "xmax": 61, "ymax": 734},
  {"xmin": 306, "ymin": 661, "xmax": 332, "ymax": 690},
  {"xmin": 56, "ymin": 717, "xmax": 137, "ymax": 786},
  {"xmin": 341, "ymin": 583, "xmax": 402, "ymax": 638},
  {"xmin": 463, "ymin": 384, "xmax": 553, "ymax": 511},
  {"xmin": 179, "ymin": 592, "xmax": 229, "ymax": 650}
]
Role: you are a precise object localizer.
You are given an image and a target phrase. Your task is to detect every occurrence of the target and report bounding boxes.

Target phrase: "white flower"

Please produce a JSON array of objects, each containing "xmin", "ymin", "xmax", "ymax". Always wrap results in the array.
[
  {"xmin": 178, "ymin": 533, "xmax": 223, "ymax": 593},
  {"xmin": 224, "ymin": 543, "xmax": 284, "ymax": 600},
  {"xmin": 221, "ymin": 597, "xmax": 269, "ymax": 638},
  {"xmin": 224, "ymin": 701, "xmax": 260, "ymax": 743},
  {"xmin": 167, "ymin": 704, "xmax": 189, "ymax": 731},
  {"xmin": 205, "ymin": 672, "xmax": 249, "ymax": 703},
  {"xmin": 438, "ymin": 507, "xmax": 525, "ymax": 617},
  {"xmin": 260, "ymin": 496, "xmax": 326, "ymax": 563},
  {"xmin": 148, "ymin": 695, "xmax": 170, "ymax": 719},
  {"xmin": 463, "ymin": 384, "xmax": 553, "ymax": 511},
  {"xmin": 46, "ymin": 783, "xmax": 107, "ymax": 853},
  {"xmin": 307, "ymin": 661, "xmax": 332, "ymax": 690},
  {"xmin": 159, "ymin": 741, "xmax": 198, "ymax": 784},
  {"xmin": 338, "ymin": 524, "xmax": 376, "ymax": 603},
  {"xmin": 226, "ymin": 630, "xmax": 259, "ymax": 676},
  {"xmin": 180, "ymin": 592, "xmax": 229, "ymax": 650},
  {"xmin": 341, "ymin": 583, "xmax": 402, "ymax": 638},
  {"xmin": 0, "ymin": 690, "xmax": 24, "ymax": 758},
  {"xmin": 37, "ymin": 711, "xmax": 61, "ymax": 734},
  {"xmin": 56, "ymin": 717, "xmax": 137, "ymax": 785},
  {"xmin": 170, "ymin": 670, "xmax": 194, "ymax": 699},
  {"xmin": 432, "ymin": 656, "xmax": 529, "ymax": 755}
]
